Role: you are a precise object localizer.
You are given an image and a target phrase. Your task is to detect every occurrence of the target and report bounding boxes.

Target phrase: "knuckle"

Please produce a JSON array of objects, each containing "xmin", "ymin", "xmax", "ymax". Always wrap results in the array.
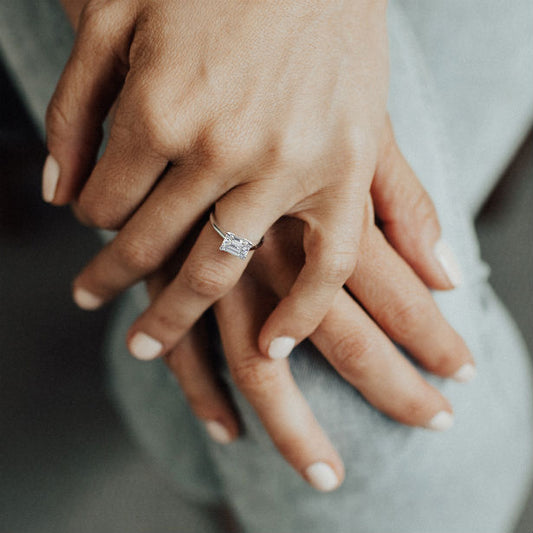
[
  {"xmin": 195, "ymin": 124, "xmax": 254, "ymax": 172},
  {"xmin": 139, "ymin": 106, "xmax": 173, "ymax": 155},
  {"xmin": 77, "ymin": 194, "xmax": 122, "ymax": 229},
  {"xmin": 343, "ymin": 125, "xmax": 377, "ymax": 171},
  {"xmin": 149, "ymin": 308, "xmax": 183, "ymax": 334},
  {"xmin": 183, "ymin": 261, "xmax": 235, "ymax": 299},
  {"xmin": 322, "ymin": 251, "xmax": 356, "ymax": 284},
  {"xmin": 426, "ymin": 351, "xmax": 457, "ymax": 376},
  {"xmin": 119, "ymin": 85, "xmax": 176, "ymax": 157},
  {"xmin": 410, "ymin": 188, "xmax": 438, "ymax": 228},
  {"xmin": 272, "ymin": 133, "xmax": 307, "ymax": 170},
  {"xmin": 230, "ymin": 356, "xmax": 279, "ymax": 394},
  {"xmin": 347, "ymin": 124, "xmax": 374, "ymax": 154},
  {"xmin": 334, "ymin": 144, "xmax": 360, "ymax": 176},
  {"xmin": 382, "ymin": 299, "xmax": 427, "ymax": 340},
  {"xmin": 45, "ymin": 96, "xmax": 72, "ymax": 142},
  {"xmin": 402, "ymin": 394, "xmax": 431, "ymax": 423},
  {"xmin": 113, "ymin": 237, "xmax": 161, "ymax": 273},
  {"xmin": 331, "ymin": 333, "xmax": 374, "ymax": 377}
]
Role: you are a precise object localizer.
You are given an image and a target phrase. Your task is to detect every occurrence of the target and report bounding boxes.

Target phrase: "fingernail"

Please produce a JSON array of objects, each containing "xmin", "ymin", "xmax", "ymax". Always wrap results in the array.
[
  {"xmin": 425, "ymin": 411, "xmax": 454, "ymax": 432},
  {"xmin": 205, "ymin": 421, "xmax": 232, "ymax": 444},
  {"xmin": 452, "ymin": 363, "xmax": 477, "ymax": 383},
  {"xmin": 129, "ymin": 332, "xmax": 163, "ymax": 361},
  {"xmin": 305, "ymin": 462, "xmax": 340, "ymax": 492},
  {"xmin": 42, "ymin": 154, "xmax": 60, "ymax": 202},
  {"xmin": 73, "ymin": 288, "xmax": 103, "ymax": 310},
  {"xmin": 268, "ymin": 336, "xmax": 296, "ymax": 359},
  {"xmin": 434, "ymin": 239, "xmax": 463, "ymax": 288}
]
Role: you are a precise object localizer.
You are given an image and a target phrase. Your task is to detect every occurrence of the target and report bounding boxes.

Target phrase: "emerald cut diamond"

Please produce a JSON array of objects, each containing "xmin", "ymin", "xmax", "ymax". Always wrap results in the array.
[{"xmin": 219, "ymin": 232, "xmax": 254, "ymax": 260}]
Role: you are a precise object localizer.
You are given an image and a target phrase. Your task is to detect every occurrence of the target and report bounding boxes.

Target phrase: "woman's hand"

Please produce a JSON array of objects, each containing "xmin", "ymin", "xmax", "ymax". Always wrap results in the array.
[
  {"xmin": 150, "ymin": 201, "xmax": 473, "ymax": 493},
  {"xmin": 45, "ymin": 0, "xmax": 429, "ymax": 361},
  {"xmin": 67, "ymin": 108, "xmax": 462, "ymax": 361}
]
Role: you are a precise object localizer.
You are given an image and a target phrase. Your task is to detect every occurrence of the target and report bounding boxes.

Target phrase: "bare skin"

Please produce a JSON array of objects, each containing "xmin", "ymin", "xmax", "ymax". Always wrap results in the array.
[{"xmin": 48, "ymin": 0, "xmax": 475, "ymax": 491}]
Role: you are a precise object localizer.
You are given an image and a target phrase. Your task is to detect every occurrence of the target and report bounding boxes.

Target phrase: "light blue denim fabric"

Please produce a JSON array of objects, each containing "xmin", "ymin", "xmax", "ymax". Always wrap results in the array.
[{"xmin": 1, "ymin": 1, "xmax": 532, "ymax": 532}]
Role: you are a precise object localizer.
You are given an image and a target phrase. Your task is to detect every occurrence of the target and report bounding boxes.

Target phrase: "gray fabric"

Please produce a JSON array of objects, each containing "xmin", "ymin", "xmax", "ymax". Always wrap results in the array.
[
  {"xmin": 401, "ymin": 0, "xmax": 533, "ymax": 215},
  {"xmin": 1, "ymin": 0, "xmax": 532, "ymax": 531},
  {"xmin": 0, "ymin": 0, "xmax": 73, "ymax": 136}
]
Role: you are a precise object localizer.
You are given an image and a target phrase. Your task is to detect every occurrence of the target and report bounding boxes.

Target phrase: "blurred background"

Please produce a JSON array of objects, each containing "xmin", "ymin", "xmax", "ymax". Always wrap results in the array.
[{"xmin": 0, "ymin": 56, "xmax": 532, "ymax": 532}]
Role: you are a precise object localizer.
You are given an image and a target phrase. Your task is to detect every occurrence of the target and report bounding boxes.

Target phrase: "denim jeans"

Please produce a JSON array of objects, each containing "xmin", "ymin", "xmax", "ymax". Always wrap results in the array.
[{"xmin": 1, "ymin": 1, "xmax": 532, "ymax": 531}]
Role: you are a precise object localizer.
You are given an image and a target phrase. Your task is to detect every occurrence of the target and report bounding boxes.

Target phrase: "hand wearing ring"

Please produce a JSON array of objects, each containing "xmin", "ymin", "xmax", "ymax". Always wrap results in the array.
[
  {"xmin": 46, "ymin": 1, "xmax": 462, "ymax": 363},
  {"xmin": 48, "ymin": 0, "xmax": 474, "ymax": 495}
]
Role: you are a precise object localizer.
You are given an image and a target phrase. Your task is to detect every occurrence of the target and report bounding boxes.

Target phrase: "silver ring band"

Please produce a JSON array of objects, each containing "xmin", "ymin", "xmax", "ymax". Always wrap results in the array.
[{"xmin": 209, "ymin": 210, "xmax": 264, "ymax": 260}]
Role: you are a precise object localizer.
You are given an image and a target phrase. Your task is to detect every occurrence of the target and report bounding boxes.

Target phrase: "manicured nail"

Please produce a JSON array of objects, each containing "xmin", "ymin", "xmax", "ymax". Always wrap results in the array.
[
  {"xmin": 129, "ymin": 332, "xmax": 163, "ymax": 361},
  {"xmin": 305, "ymin": 462, "xmax": 340, "ymax": 492},
  {"xmin": 425, "ymin": 411, "xmax": 454, "ymax": 432},
  {"xmin": 42, "ymin": 154, "xmax": 60, "ymax": 202},
  {"xmin": 205, "ymin": 421, "xmax": 232, "ymax": 444},
  {"xmin": 453, "ymin": 363, "xmax": 477, "ymax": 383},
  {"xmin": 268, "ymin": 336, "xmax": 296, "ymax": 359},
  {"xmin": 434, "ymin": 239, "xmax": 463, "ymax": 288},
  {"xmin": 73, "ymin": 288, "xmax": 103, "ymax": 310}
]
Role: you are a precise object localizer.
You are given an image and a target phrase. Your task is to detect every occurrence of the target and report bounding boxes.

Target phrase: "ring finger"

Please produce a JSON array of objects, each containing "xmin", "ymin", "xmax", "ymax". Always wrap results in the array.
[{"xmin": 126, "ymin": 182, "xmax": 291, "ymax": 360}]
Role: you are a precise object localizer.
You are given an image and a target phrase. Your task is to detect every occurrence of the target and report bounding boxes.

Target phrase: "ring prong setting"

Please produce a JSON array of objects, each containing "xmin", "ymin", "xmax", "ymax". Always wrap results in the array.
[
  {"xmin": 210, "ymin": 210, "xmax": 264, "ymax": 260},
  {"xmin": 219, "ymin": 232, "xmax": 254, "ymax": 260}
]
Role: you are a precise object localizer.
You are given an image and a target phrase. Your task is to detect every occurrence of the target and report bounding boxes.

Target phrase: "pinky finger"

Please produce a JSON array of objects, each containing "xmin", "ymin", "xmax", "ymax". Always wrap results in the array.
[{"xmin": 165, "ymin": 319, "xmax": 240, "ymax": 445}]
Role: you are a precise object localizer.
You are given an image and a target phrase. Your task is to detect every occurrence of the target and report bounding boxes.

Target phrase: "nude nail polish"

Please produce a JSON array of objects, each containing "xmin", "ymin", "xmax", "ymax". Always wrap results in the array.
[
  {"xmin": 42, "ymin": 154, "xmax": 60, "ymax": 202},
  {"xmin": 129, "ymin": 332, "xmax": 163, "ymax": 361},
  {"xmin": 453, "ymin": 363, "xmax": 477, "ymax": 383},
  {"xmin": 425, "ymin": 411, "xmax": 454, "ymax": 432},
  {"xmin": 73, "ymin": 288, "xmax": 103, "ymax": 310},
  {"xmin": 205, "ymin": 421, "xmax": 232, "ymax": 444},
  {"xmin": 305, "ymin": 462, "xmax": 340, "ymax": 492},
  {"xmin": 268, "ymin": 336, "xmax": 296, "ymax": 359},
  {"xmin": 434, "ymin": 239, "xmax": 463, "ymax": 288}
]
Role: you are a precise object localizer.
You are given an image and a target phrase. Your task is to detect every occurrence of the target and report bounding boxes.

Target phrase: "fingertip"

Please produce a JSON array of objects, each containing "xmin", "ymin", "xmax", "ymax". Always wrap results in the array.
[
  {"xmin": 258, "ymin": 317, "xmax": 296, "ymax": 360},
  {"xmin": 204, "ymin": 420, "xmax": 237, "ymax": 445},
  {"xmin": 433, "ymin": 239, "xmax": 463, "ymax": 289},
  {"xmin": 73, "ymin": 286, "xmax": 104, "ymax": 310},
  {"xmin": 42, "ymin": 154, "xmax": 60, "ymax": 203},
  {"xmin": 424, "ymin": 410, "xmax": 454, "ymax": 432},
  {"xmin": 451, "ymin": 362, "xmax": 476, "ymax": 383},
  {"xmin": 304, "ymin": 461, "xmax": 344, "ymax": 492},
  {"xmin": 267, "ymin": 336, "xmax": 296, "ymax": 359},
  {"xmin": 128, "ymin": 331, "xmax": 163, "ymax": 361}
]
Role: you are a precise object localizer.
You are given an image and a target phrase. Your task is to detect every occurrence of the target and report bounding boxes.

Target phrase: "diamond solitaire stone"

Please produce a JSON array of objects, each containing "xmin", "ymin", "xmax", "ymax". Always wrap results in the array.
[{"xmin": 219, "ymin": 232, "xmax": 254, "ymax": 260}]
